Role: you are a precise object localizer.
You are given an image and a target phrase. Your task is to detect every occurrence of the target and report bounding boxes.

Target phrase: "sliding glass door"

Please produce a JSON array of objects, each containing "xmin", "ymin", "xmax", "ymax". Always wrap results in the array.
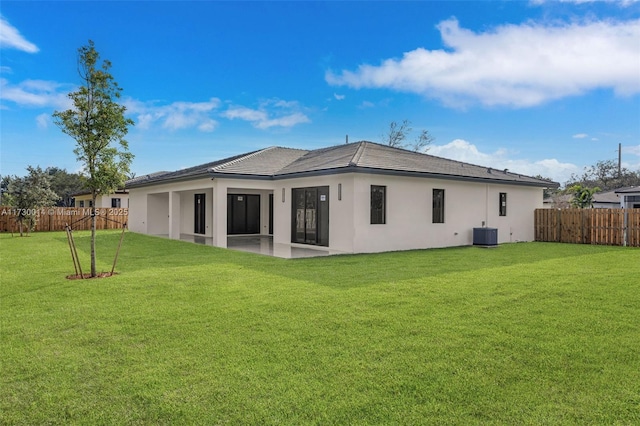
[{"xmin": 291, "ymin": 186, "xmax": 329, "ymax": 246}]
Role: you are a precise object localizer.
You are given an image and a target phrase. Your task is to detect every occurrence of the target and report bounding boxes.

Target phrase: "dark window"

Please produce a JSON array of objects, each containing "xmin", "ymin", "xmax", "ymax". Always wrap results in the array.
[
  {"xmin": 111, "ymin": 198, "xmax": 121, "ymax": 208},
  {"xmin": 268, "ymin": 194, "xmax": 274, "ymax": 235},
  {"xmin": 499, "ymin": 192, "xmax": 507, "ymax": 216},
  {"xmin": 79, "ymin": 200, "xmax": 85, "ymax": 208},
  {"xmin": 432, "ymin": 189, "xmax": 445, "ymax": 223},
  {"xmin": 89, "ymin": 200, "xmax": 93, "ymax": 207},
  {"xmin": 371, "ymin": 185, "xmax": 386, "ymax": 224},
  {"xmin": 195, "ymin": 193, "xmax": 206, "ymax": 234}
]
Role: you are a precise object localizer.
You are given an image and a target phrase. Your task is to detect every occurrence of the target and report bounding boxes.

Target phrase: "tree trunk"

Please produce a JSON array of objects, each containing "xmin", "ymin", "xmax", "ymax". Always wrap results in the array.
[{"xmin": 91, "ymin": 193, "xmax": 97, "ymax": 277}]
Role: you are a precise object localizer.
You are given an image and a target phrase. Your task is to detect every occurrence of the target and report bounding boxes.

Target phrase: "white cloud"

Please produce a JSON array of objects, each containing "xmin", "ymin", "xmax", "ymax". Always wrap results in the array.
[
  {"xmin": 334, "ymin": 93, "xmax": 345, "ymax": 100},
  {"xmin": 624, "ymin": 144, "xmax": 640, "ymax": 171},
  {"xmin": 326, "ymin": 18, "xmax": 640, "ymax": 108},
  {"xmin": 36, "ymin": 113, "xmax": 49, "ymax": 129},
  {"xmin": 429, "ymin": 139, "xmax": 579, "ymax": 184},
  {"xmin": 222, "ymin": 99, "xmax": 311, "ymax": 129},
  {"xmin": 255, "ymin": 112, "xmax": 310, "ymax": 129},
  {"xmin": 0, "ymin": 78, "xmax": 72, "ymax": 109},
  {"xmin": 124, "ymin": 97, "xmax": 220, "ymax": 132},
  {"xmin": 223, "ymin": 106, "xmax": 267, "ymax": 122},
  {"xmin": 531, "ymin": 0, "xmax": 638, "ymax": 6},
  {"xmin": 0, "ymin": 66, "xmax": 12, "ymax": 73},
  {"xmin": 572, "ymin": 133, "xmax": 599, "ymax": 141},
  {"xmin": 198, "ymin": 119, "xmax": 217, "ymax": 132},
  {"xmin": 625, "ymin": 144, "xmax": 640, "ymax": 157},
  {"xmin": 0, "ymin": 15, "xmax": 39, "ymax": 53},
  {"xmin": 115, "ymin": 96, "xmax": 311, "ymax": 132}
]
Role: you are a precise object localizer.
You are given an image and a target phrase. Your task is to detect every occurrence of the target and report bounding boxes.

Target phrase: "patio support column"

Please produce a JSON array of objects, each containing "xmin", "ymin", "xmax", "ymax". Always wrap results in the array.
[
  {"xmin": 212, "ymin": 183, "xmax": 227, "ymax": 248},
  {"xmin": 169, "ymin": 191, "xmax": 181, "ymax": 240}
]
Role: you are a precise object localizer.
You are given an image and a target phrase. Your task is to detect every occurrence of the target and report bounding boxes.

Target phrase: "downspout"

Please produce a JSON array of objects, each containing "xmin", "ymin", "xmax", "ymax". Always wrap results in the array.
[{"xmin": 485, "ymin": 183, "xmax": 490, "ymax": 227}]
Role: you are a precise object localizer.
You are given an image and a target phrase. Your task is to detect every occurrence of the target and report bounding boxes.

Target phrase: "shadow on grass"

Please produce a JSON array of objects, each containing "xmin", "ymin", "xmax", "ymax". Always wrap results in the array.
[{"xmin": 55, "ymin": 231, "xmax": 628, "ymax": 289}]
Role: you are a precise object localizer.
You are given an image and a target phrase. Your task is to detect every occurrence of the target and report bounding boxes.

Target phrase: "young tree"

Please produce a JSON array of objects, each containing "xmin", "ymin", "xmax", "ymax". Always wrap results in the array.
[
  {"xmin": 6, "ymin": 166, "xmax": 59, "ymax": 236},
  {"xmin": 53, "ymin": 40, "xmax": 134, "ymax": 277},
  {"xmin": 383, "ymin": 119, "xmax": 412, "ymax": 148},
  {"xmin": 411, "ymin": 129, "xmax": 435, "ymax": 153},
  {"xmin": 382, "ymin": 120, "xmax": 434, "ymax": 152}
]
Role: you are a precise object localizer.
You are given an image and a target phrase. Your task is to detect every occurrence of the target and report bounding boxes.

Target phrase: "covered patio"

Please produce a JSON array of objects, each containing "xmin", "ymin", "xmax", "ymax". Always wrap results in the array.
[{"xmin": 177, "ymin": 234, "xmax": 344, "ymax": 259}]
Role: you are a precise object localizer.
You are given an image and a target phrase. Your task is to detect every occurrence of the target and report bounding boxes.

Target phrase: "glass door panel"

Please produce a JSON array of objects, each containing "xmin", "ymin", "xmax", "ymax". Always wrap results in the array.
[
  {"xmin": 294, "ymin": 189, "xmax": 306, "ymax": 243},
  {"xmin": 305, "ymin": 188, "xmax": 317, "ymax": 243}
]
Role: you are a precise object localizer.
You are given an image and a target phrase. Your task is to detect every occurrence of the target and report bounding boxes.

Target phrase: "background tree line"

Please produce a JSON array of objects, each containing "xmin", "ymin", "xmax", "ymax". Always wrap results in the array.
[
  {"xmin": 543, "ymin": 159, "xmax": 640, "ymax": 208},
  {"xmin": 1, "ymin": 167, "xmax": 86, "ymax": 208},
  {"xmin": 565, "ymin": 159, "xmax": 640, "ymax": 192},
  {"xmin": 0, "ymin": 166, "xmax": 87, "ymax": 235}
]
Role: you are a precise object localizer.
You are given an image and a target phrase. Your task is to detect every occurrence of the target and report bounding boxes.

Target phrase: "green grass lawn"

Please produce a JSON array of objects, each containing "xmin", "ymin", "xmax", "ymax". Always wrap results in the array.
[{"xmin": 1, "ymin": 231, "xmax": 639, "ymax": 425}]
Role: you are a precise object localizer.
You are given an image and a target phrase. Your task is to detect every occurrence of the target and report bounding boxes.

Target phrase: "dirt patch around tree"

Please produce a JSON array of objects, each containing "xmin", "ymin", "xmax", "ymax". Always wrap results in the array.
[{"xmin": 66, "ymin": 272, "xmax": 118, "ymax": 280}]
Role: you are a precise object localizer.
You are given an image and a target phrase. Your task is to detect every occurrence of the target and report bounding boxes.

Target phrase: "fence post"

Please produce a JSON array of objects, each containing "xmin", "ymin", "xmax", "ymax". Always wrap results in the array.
[
  {"xmin": 624, "ymin": 209, "xmax": 628, "ymax": 247},
  {"xmin": 581, "ymin": 209, "xmax": 585, "ymax": 244}
]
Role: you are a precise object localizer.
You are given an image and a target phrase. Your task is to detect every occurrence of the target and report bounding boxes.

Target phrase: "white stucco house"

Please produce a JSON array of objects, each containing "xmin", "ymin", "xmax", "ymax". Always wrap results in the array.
[
  {"xmin": 73, "ymin": 190, "xmax": 129, "ymax": 208},
  {"xmin": 127, "ymin": 141, "xmax": 558, "ymax": 255},
  {"xmin": 615, "ymin": 187, "xmax": 640, "ymax": 209}
]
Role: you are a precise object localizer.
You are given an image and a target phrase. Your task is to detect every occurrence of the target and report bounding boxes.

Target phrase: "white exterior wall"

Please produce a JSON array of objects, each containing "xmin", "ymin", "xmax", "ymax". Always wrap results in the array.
[
  {"xmin": 487, "ymin": 184, "xmax": 542, "ymax": 244},
  {"xmin": 128, "ymin": 172, "xmax": 544, "ymax": 254},
  {"xmin": 146, "ymin": 192, "xmax": 169, "ymax": 235},
  {"xmin": 349, "ymin": 174, "xmax": 543, "ymax": 253}
]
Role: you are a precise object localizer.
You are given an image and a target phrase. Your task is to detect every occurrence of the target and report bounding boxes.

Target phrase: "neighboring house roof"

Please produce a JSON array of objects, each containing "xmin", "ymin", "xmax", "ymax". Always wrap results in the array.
[
  {"xmin": 128, "ymin": 141, "xmax": 559, "ymax": 188},
  {"xmin": 70, "ymin": 175, "xmax": 158, "ymax": 197},
  {"xmin": 72, "ymin": 189, "xmax": 129, "ymax": 197},
  {"xmin": 543, "ymin": 193, "xmax": 571, "ymax": 206},
  {"xmin": 592, "ymin": 189, "xmax": 621, "ymax": 206},
  {"xmin": 615, "ymin": 186, "xmax": 640, "ymax": 195}
]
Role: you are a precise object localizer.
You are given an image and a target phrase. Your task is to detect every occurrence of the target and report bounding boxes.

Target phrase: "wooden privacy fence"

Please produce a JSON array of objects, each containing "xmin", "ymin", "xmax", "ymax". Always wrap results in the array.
[
  {"xmin": 0, "ymin": 206, "xmax": 128, "ymax": 233},
  {"xmin": 535, "ymin": 208, "xmax": 640, "ymax": 247}
]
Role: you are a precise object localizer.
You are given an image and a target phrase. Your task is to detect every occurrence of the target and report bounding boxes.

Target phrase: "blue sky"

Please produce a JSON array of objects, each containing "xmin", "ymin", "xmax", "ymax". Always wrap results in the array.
[{"xmin": 1, "ymin": 1, "xmax": 639, "ymax": 186}]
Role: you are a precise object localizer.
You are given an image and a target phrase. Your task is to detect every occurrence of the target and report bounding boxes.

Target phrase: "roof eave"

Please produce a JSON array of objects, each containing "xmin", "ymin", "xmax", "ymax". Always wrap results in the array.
[
  {"xmin": 273, "ymin": 166, "xmax": 558, "ymax": 187},
  {"xmin": 126, "ymin": 172, "xmax": 211, "ymax": 188},
  {"xmin": 208, "ymin": 171, "xmax": 274, "ymax": 180}
]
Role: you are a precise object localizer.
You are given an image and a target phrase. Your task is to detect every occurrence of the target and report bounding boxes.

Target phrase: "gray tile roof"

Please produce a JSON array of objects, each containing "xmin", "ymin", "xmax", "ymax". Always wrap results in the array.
[
  {"xmin": 125, "ymin": 171, "xmax": 170, "ymax": 187},
  {"xmin": 337, "ymin": 142, "xmax": 555, "ymax": 186},
  {"xmin": 593, "ymin": 190, "xmax": 622, "ymax": 205},
  {"xmin": 126, "ymin": 152, "xmax": 255, "ymax": 187},
  {"xmin": 211, "ymin": 146, "xmax": 308, "ymax": 176},
  {"xmin": 129, "ymin": 141, "xmax": 559, "ymax": 188},
  {"xmin": 614, "ymin": 186, "xmax": 640, "ymax": 194}
]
